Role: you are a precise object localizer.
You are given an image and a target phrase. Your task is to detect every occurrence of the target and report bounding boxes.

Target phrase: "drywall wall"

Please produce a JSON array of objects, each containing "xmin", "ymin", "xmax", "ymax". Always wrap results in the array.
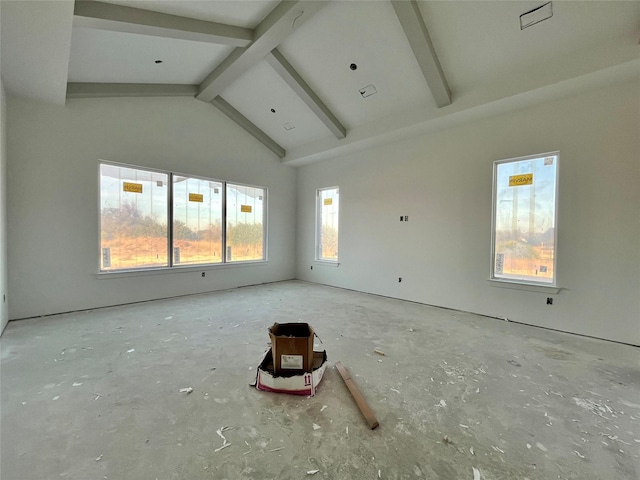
[
  {"xmin": 0, "ymin": 78, "xmax": 8, "ymax": 333},
  {"xmin": 7, "ymin": 95, "xmax": 296, "ymax": 319},
  {"xmin": 297, "ymin": 80, "xmax": 640, "ymax": 346}
]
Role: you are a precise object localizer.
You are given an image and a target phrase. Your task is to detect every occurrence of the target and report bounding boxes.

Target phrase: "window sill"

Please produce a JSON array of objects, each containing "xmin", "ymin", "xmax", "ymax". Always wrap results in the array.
[
  {"xmin": 488, "ymin": 279, "xmax": 561, "ymax": 294},
  {"xmin": 95, "ymin": 261, "xmax": 268, "ymax": 279},
  {"xmin": 314, "ymin": 260, "xmax": 340, "ymax": 268}
]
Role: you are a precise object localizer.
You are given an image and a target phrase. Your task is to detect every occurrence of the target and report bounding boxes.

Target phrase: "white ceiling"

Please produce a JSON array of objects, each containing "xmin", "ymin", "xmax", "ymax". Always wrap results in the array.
[
  {"xmin": 1, "ymin": 0, "xmax": 638, "ymax": 164},
  {"xmin": 222, "ymin": 60, "xmax": 334, "ymax": 147},
  {"xmin": 69, "ymin": 27, "xmax": 233, "ymax": 84},
  {"xmin": 278, "ymin": 0, "xmax": 435, "ymax": 129}
]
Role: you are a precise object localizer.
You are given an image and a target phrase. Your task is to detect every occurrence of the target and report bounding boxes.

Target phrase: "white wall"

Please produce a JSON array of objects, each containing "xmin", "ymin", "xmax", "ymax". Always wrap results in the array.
[
  {"xmin": 7, "ymin": 96, "xmax": 296, "ymax": 319},
  {"xmin": 297, "ymin": 80, "xmax": 640, "ymax": 346},
  {"xmin": 0, "ymin": 78, "xmax": 8, "ymax": 333}
]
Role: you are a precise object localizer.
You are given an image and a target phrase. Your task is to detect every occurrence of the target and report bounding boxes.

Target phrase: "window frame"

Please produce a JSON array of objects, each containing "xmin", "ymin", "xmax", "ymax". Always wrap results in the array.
[
  {"xmin": 490, "ymin": 151, "xmax": 559, "ymax": 287},
  {"xmin": 315, "ymin": 186, "xmax": 340, "ymax": 263},
  {"xmin": 98, "ymin": 160, "xmax": 267, "ymax": 273}
]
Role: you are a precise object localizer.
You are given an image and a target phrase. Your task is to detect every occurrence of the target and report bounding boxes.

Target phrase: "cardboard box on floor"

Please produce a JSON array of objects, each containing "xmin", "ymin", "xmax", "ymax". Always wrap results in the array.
[{"xmin": 268, "ymin": 323, "xmax": 315, "ymax": 374}]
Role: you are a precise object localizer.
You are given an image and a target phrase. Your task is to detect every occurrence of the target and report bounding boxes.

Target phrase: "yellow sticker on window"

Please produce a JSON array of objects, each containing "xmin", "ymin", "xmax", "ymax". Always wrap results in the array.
[
  {"xmin": 189, "ymin": 193, "xmax": 203, "ymax": 203},
  {"xmin": 323, "ymin": 198, "xmax": 333, "ymax": 206},
  {"xmin": 123, "ymin": 182, "xmax": 143, "ymax": 193},
  {"xmin": 509, "ymin": 173, "xmax": 533, "ymax": 187},
  {"xmin": 241, "ymin": 205, "xmax": 252, "ymax": 213}
]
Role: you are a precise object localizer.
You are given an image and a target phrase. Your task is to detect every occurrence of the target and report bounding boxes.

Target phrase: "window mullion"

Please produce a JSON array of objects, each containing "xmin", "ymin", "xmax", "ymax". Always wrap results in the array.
[
  {"xmin": 168, "ymin": 172, "xmax": 174, "ymax": 267},
  {"xmin": 222, "ymin": 181, "xmax": 227, "ymax": 263}
]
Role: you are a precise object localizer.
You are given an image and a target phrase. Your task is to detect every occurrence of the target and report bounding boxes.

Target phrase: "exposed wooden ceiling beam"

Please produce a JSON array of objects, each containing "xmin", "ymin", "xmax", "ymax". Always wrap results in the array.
[
  {"xmin": 196, "ymin": 1, "xmax": 328, "ymax": 103},
  {"xmin": 211, "ymin": 97, "xmax": 286, "ymax": 158},
  {"xmin": 391, "ymin": 0, "xmax": 451, "ymax": 107},
  {"xmin": 73, "ymin": 1, "xmax": 253, "ymax": 47},
  {"xmin": 66, "ymin": 83, "xmax": 198, "ymax": 98},
  {"xmin": 266, "ymin": 49, "xmax": 346, "ymax": 139}
]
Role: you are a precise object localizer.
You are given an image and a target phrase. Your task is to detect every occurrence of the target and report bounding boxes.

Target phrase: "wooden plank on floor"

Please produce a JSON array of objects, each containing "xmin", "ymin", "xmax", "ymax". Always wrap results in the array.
[{"xmin": 335, "ymin": 361, "xmax": 380, "ymax": 430}]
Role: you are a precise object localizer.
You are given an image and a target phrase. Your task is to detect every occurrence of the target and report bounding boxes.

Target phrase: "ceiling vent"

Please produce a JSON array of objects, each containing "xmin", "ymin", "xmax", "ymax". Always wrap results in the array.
[
  {"xmin": 359, "ymin": 85, "xmax": 377, "ymax": 98},
  {"xmin": 283, "ymin": 122, "xmax": 295, "ymax": 131},
  {"xmin": 520, "ymin": 2, "xmax": 553, "ymax": 30}
]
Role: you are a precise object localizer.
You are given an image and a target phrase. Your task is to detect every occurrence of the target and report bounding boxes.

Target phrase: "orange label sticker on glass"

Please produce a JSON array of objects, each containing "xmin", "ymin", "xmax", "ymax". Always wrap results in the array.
[
  {"xmin": 241, "ymin": 205, "xmax": 252, "ymax": 213},
  {"xmin": 189, "ymin": 193, "xmax": 204, "ymax": 203},
  {"xmin": 509, "ymin": 173, "xmax": 533, "ymax": 187},
  {"xmin": 123, "ymin": 182, "xmax": 143, "ymax": 193},
  {"xmin": 323, "ymin": 198, "xmax": 333, "ymax": 206}
]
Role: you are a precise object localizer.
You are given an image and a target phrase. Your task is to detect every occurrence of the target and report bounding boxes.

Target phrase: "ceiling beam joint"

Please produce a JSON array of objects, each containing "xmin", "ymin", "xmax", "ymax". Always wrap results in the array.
[{"xmin": 196, "ymin": 1, "xmax": 328, "ymax": 103}]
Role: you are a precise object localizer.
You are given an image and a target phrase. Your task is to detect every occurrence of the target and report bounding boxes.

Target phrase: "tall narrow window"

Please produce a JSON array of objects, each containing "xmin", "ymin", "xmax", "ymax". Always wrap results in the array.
[
  {"xmin": 173, "ymin": 176, "xmax": 223, "ymax": 265},
  {"xmin": 100, "ymin": 164, "xmax": 168, "ymax": 270},
  {"xmin": 316, "ymin": 187, "xmax": 339, "ymax": 262},
  {"xmin": 492, "ymin": 152, "xmax": 559, "ymax": 285},
  {"xmin": 226, "ymin": 183, "xmax": 266, "ymax": 262}
]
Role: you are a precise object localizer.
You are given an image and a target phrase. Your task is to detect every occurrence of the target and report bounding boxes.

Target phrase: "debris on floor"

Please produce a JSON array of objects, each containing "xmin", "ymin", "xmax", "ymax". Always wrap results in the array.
[
  {"xmin": 374, "ymin": 348, "xmax": 385, "ymax": 356},
  {"xmin": 306, "ymin": 470, "xmax": 319, "ymax": 475},
  {"xmin": 214, "ymin": 443, "xmax": 230, "ymax": 453},
  {"xmin": 214, "ymin": 426, "xmax": 232, "ymax": 453},
  {"xmin": 179, "ymin": 387, "xmax": 193, "ymax": 394},
  {"xmin": 472, "ymin": 467, "xmax": 481, "ymax": 480}
]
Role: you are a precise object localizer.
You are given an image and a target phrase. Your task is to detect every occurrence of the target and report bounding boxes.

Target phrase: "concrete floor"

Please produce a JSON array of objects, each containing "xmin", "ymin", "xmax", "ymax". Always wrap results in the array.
[{"xmin": 1, "ymin": 280, "xmax": 639, "ymax": 480}]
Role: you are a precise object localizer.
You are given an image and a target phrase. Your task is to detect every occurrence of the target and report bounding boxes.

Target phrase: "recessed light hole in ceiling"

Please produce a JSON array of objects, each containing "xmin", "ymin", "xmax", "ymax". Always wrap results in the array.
[
  {"xmin": 520, "ymin": 2, "xmax": 553, "ymax": 30},
  {"xmin": 359, "ymin": 85, "xmax": 377, "ymax": 98},
  {"xmin": 270, "ymin": 108, "xmax": 276, "ymax": 113},
  {"xmin": 350, "ymin": 63, "xmax": 358, "ymax": 71},
  {"xmin": 154, "ymin": 60, "xmax": 163, "ymax": 64}
]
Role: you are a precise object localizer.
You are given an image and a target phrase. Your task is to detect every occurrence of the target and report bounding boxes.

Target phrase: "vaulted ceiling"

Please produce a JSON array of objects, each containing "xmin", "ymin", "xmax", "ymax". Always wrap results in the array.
[{"xmin": 1, "ymin": 1, "xmax": 638, "ymax": 165}]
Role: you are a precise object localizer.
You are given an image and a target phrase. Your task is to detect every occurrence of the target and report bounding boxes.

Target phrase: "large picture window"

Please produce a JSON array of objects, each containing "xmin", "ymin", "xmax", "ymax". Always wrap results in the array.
[
  {"xmin": 99, "ymin": 162, "xmax": 266, "ymax": 272},
  {"xmin": 316, "ymin": 187, "xmax": 339, "ymax": 262},
  {"xmin": 491, "ymin": 152, "xmax": 559, "ymax": 285}
]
